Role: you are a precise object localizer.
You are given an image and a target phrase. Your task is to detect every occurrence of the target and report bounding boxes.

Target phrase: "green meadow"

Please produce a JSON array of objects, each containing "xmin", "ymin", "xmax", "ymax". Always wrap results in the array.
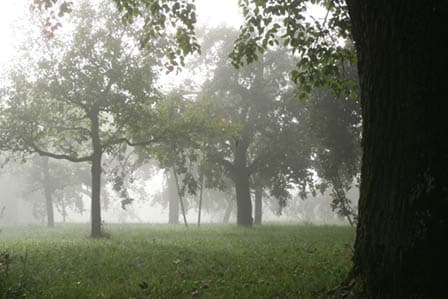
[{"xmin": 1, "ymin": 224, "xmax": 354, "ymax": 298}]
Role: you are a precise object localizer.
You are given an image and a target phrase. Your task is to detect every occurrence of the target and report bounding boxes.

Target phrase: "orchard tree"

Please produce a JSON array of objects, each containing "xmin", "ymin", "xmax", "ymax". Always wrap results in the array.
[
  {"xmin": 199, "ymin": 28, "xmax": 315, "ymax": 227},
  {"xmin": 147, "ymin": 91, "xmax": 222, "ymax": 226},
  {"xmin": 1, "ymin": 1, "xmax": 164, "ymax": 237},
  {"xmin": 307, "ymin": 63, "xmax": 361, "ymax": 226},
  {"xmin": 21, "ymin": 156, "xmax": 87, "ymax": 226},
  {"xmin": 29, "ymin": 0, "xmax": 448, "ymax": 296}
]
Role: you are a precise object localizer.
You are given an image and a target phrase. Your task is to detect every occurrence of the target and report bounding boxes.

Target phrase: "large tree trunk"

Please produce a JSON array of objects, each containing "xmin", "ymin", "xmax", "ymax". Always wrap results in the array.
[
  {"xmin": 347, "ymin": 1, "xmax": 448, "ymax": 297},
  {"xmin": 234, "ymin": 169, "xmax": 253, "ymax": 227},
  {"xmin": 254, "ymin": 186, "xmax": 262, "ymax": 225},
  {"xmin": 233, "ymin": 137, "xmax": 253, "ymax": 227},
  {"xmin": 167, "ymin": 169, "xmax": 179, "ymax": 224},
  {"xmin": 90, "ymin": 111, "xmax": 103, "ymax": 238},
  {"xmin": 41, "ymin": 157, "xmax": 55, "ymax": 228}
]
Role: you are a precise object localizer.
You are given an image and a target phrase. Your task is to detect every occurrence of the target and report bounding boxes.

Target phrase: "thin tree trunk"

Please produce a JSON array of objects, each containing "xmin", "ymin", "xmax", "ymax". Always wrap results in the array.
[
  {"xmin": 41, "ymin": 157, "xmax": 55, "ymax": 227},
  {"xmin": 167, "ymin": 169, "xmax": 179, "ymax": 224},
  {"xmin": 254, "ymin": 186, "xmax": 262, "ymax": 225},
  {"xmin": 223, "ymin": 198, "xmax": 234, "ymax": 224},
  {"xmin": 60, "ymin": 196, "xmax": 67, "ymax": 223},
  {"xmin": 347, "ymin": 1, "xmax": 448, "ymax": 297},
  {"xmin": 172, "ymin": 166, "xmax": 188, "ymax": 227},
  {"xmin": 344, "ymin": 210, "xmax": 354, "ymax": 227},
  {"xmin": 331, "ymin": 174, "xmax": 355, "ymax": 227},
  {"xmin": 197, "ymin": 175, "xmax": 204, "ymax": 227},
  {"xmin": 0, "ymin": 206, "xmax": 5, "ymax": 220}
]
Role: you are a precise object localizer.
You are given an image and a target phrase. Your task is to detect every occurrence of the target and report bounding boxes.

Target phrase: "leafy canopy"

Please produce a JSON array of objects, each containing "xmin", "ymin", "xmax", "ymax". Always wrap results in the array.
[
  {"xmin": 31, "ymin": 0, "xmax": 200, "ymax": 69},
  {"xmin": 230, "ymin": 0, "xmax": 355, "ymax": 97}
]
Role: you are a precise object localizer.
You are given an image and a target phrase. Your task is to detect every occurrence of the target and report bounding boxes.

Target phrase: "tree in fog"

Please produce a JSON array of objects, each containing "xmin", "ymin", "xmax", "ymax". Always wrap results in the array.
[
  {"xmin": 1, "ymin": 2, "xmax": 163, "ymax": 237},
  {"xmin": 21, "ymin": 156, "xmax": 87, "ymax": 226},
  {"xmin": 28, "ymin": 0, "xmax": 448, "ymax": 296},
  {"xmin": 106, "ymin": 150, "xmax": 160, "ymax": 221},
  {"xmin": 146, "ymin": 92, "xmax": 220, "ymax": 226},
  {"xmin": 159, "ymin": 169, "xmax": 180, "ymax": 224},
  {"xmin": 198, "ymin": 28, "xmax": 315, "ymax": 227},
  {"xmin": 307, "ymin": 63, "xmax": 361, "ymax": 225}
]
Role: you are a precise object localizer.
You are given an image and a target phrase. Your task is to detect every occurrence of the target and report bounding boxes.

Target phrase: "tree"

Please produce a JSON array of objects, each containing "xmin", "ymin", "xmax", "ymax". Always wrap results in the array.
[
  {"xmin": 252, "ymin": 182, "xmax": 263, "ymax": 225},
  {"xmin": 199, "ymin": 28, "xmax": 315, "ymax": 227},
  {"xmin": 138, "ymin": 91, "xmax": 215, "ymax": 226},
  {"xmin": 1, "ymin": 2, "xmax": 162, "ymax": 237},
  {"xmin": 28, "ymin": 0, "xmax": 448, "ymax": 295},
  {"xmin": 166, "ymin": 169, "xmax": 180, "ymax": 224},
  {"xmin": 346, "ymin": 2, "xmax": 448, "ymax": 297},
  {"xmin": 21, "ymin": 156, "xmax": 87, "ymax": 226},
  {"xmin": 150, "ymin": 168, "xmax": 182, "ymax": 225},
  {"xmin": 30, "ymin": 0, "xmax": 200, "ymax": 68},
  {"xmin": 231, "ymin": 0, "xmax": 448, "ymax": 297},
  {"xmin": 307, "ymin": 63, "xmax": 361, "ymax": 226}
]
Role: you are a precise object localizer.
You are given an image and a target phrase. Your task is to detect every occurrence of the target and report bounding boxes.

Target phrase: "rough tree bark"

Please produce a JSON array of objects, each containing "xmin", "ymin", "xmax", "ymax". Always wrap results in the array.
[{"xmin": 347, "ymin": 1, "xmax": 448, "ymax": 297}]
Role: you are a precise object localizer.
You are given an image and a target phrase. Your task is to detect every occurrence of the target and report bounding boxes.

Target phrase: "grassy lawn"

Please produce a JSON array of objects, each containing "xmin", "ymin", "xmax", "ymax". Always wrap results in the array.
[{"xmin": 1, "ymin": 224, "xmax": 354, "ymax": 298}]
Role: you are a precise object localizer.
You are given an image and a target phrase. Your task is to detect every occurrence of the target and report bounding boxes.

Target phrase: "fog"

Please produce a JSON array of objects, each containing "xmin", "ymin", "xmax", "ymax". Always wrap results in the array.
[
  {"xmin": 0, "ymin": 0, "xmax": 360, "ymax": 230},
  {"xmin": 1, "ymin": 1, "xmax": 443, "ymax": 298},
  {"xmin": 0, "ymin": 159, "xmax": 358, "ymax": 226}
]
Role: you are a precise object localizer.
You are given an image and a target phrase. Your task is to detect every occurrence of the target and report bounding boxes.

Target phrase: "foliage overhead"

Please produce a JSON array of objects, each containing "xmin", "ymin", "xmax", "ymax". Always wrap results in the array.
[
  {"xmin": 31, "ymin": 0, "xmax": 200, "ymax": 70},
  {"xmin": 114, "ymin": 0, "xmax": 200, "ymax": 69},
  {"xmin": 195, "ymin": 27, "xmax": 316, "ymax": 207},
  {"xmin": 308, "ymin": 79, "xmax": 361, "ymax": 222},
  {"xmin": 1, "ymin": 1, "xmax": 163, "ymax": 161},
  {"xmin": 230, "ymin": 0, "xmax": 356, "ymax": 97}
]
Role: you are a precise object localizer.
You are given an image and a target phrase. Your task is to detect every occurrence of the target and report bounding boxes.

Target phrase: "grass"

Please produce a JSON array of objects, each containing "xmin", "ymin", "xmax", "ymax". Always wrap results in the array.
[{"xmin": 0, "ymin": 224, "xmax": 355, "ymax": 298}]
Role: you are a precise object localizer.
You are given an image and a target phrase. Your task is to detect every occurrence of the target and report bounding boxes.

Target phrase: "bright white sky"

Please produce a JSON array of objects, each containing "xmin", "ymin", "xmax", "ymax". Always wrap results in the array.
[
  {"xmin": 0, "ymin": 1, "xmax": 26, "ymax": 66},
  {"xmin": 0, "ymin": 0, "xmax": 242, "ymax": 68}
]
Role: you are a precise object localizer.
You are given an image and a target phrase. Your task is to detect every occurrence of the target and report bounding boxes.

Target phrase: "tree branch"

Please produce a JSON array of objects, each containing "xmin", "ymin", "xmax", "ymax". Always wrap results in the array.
[
  {"xmin": 207, "ymin": 150, "xmax": 235, "ymax": 175},
  {"xmin": 46, "ymin": 125, "xmax": 91, "ymax": 136},
  {"xmin": 32, "ymin": 145, "xmax": 92, "ymax": 163},
  {"xmin": 101, "ymin": 136, "xmax": 161, "ymax": 151}
]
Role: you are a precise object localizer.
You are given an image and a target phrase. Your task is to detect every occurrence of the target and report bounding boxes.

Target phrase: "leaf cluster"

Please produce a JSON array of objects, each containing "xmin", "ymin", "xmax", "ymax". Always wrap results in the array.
[
  {"xmin": 230, "ymin": 0, "xmax": 356, "ymax": 98},
  {"xmin": 114, "ymin": 0, "xmax": 200, "ymax": 70}
]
